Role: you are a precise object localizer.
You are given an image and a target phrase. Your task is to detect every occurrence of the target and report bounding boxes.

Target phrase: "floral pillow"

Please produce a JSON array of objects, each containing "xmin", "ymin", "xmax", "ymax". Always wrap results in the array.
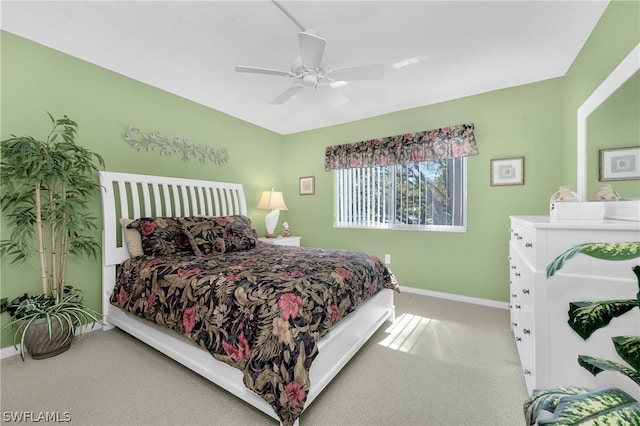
[
  {"xmin": 127, "ymin": 217, "xmax": 193, "ymax": 257},
  {"xmin": 182, "ymin": 215, "xmax": 258, "ymax": 255}
]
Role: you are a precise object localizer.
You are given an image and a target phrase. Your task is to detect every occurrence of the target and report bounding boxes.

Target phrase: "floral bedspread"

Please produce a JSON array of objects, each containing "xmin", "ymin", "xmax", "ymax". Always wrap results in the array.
[{"xmin": 111, "ymin": 242, "xmax": 398, "ymax": 425}]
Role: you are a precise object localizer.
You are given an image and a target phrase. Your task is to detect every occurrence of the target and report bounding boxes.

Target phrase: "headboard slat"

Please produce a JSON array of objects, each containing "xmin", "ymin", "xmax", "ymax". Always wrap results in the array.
[
  {"xmin": 213, "ymin": 188, "xmax": 222, "ymax": 216},
  {"xmin": 100, "ymin": 171, "xmax": 247, "ymax": 266},
  {"xmin": 162, "ymin": 185, "xmax": 172, "ymax": 217},
  {"xmin": 140, "ymin": 183, "xmax": 151, "ymax": 217},
  {"xmin": 196, "ymin": 186, "xmax": 206, "ymax": 215},
  {"xmin": 188, "ymin": 186, "xmax": 198, "ymax": 216},
  {"xmin": 130, "ymin": 181, "xmax": 141, "ymax": 219},
  {"xmin": 152, "ymin": 184, "xmax": 162, "ymax": 216}
]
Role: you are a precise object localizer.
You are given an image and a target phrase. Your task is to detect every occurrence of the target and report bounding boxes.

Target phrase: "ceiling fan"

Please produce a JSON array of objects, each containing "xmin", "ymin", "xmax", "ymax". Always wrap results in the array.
[{"xmin": 234, "ymin": 0, "xmax": 384, "ymax": 106}]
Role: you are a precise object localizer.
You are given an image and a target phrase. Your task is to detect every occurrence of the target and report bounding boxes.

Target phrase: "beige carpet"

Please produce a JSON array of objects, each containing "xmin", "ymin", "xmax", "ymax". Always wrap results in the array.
[{"xmin": 0, "ymin": 291, "xmax": 527, "ymax": 425}]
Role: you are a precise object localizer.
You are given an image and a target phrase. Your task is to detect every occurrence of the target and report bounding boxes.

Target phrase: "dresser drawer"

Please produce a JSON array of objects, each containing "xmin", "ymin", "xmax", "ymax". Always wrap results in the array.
[
  {"xmin": 510, "ymin": 222, "xmax": 537, "ymax": 267},
  {"xmin": 514, "ymin": 312, "xmax": 535, "ymax": 393},
  {"xmin": 509, "ymin": 215, "xmax": 640, "ymax": 397}
]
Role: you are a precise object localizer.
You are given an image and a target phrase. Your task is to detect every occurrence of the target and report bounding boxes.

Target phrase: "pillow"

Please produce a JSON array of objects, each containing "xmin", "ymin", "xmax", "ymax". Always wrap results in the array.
[
  {"xmin": 120, "ymin": 218, "xmax": 144, "ymax": 257},
  {"xmin": 180, "ymin": 216, "xmax": 222, "ymax": 256},
  {"xmin": 127, "ymin": 217, "xmax": 193, "ymax": 257},
  {"xmin": 182, "ymin": 215, "xmax": 258, "ymax": 255}
]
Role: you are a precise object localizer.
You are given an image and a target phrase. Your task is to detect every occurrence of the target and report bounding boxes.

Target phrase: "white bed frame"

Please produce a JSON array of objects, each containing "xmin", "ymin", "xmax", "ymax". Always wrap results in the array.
[{"xmin": 99, "ymin": 171, "xmax": 395, "ymax": 425}]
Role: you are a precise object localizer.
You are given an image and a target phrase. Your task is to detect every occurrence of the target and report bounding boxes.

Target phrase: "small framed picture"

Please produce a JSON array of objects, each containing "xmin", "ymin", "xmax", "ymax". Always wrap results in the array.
[
  {"xmin": 490, "ymin": 157, "xmax": 524, "ymax": 186},
  {"xmin": 599, "ymin": 146, "xmax": 640, "ymax": 181},
  {"xmin": 299, "ymin": 176, "xmax": 315, "ymax": 195}
]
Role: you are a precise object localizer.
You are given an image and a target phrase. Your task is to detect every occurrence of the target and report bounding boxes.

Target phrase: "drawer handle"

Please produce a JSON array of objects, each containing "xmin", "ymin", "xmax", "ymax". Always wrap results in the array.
[
  {"xmin": 522, "ymin": 289, "xmax": 530, "ymax": 295},
  {"xmin": 515, "ymin": 272, "xmax": 521, "ymax": 277},
  {"xmin": 517, "ymin": 235, "xmax": 523, "ymax": 240},
  {"xmin": 523, "ymin": 328, "xmax": 531, "ymax": 335},
  {"xmin": 511, "ymin": 293, "xmax": 517, "ymax": 298},
  {"xmin": 525, "ymin": 242, "xmax": 533, "ymax": 248},
  {"xmin": 516, "ymin": 337, "xmax": 522, "ymax": 342},
  {"xmin": 511, "ymin": 265, "xmax": 517, "ymax": 270},
  {"xmin": 524, "ymin": 369, "xmax": 532, "ymax": 376},
  {"xmin": 515, "ymin": 304, "xmax": 521, "ymax": 309},
  {"xmin": 512, "ymin": 322, "xmax": 518, "ymax": 328}
]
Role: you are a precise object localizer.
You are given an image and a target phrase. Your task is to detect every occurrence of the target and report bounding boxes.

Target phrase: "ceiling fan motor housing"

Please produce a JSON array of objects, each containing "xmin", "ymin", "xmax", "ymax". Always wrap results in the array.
[{"xmin": 291, "ymin": 57, "xmax": 327, "ymax": 86}]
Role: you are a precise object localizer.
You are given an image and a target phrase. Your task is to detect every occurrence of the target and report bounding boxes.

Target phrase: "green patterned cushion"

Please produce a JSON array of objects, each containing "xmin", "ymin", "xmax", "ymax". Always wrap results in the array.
[
  {"xmin": 127, "ymin": 217, "xmax": 193, "ymax": 257},
  {"xmin": 182, "ymin": 215, "xmax": 258, "ymax": 255}
]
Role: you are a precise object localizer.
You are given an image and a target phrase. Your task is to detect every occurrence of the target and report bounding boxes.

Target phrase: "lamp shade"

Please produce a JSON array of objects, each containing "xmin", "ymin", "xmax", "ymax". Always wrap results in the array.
[
  {"xmin": 257, "ymin": 190, "xmax": 287, "ymax": 238},
  {"xmin": 256, "ymin": 190, "xmax": 288, "ymax": 211}
]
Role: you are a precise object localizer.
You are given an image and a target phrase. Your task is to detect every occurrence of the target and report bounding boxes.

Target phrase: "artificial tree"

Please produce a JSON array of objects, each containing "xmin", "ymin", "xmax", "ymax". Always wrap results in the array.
[{"xmin": 1, "ymin": 113, "xmax": 104, "ymax": 359}]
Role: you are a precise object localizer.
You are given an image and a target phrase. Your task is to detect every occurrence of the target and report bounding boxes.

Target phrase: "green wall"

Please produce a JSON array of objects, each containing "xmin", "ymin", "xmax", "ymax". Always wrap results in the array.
[
  {"xmin": 562, "ymin": 0, "xmax": 640, "ymax": 195},
  {"xmin": 281, "ymin": 77, "xmax": 564, "ymax": 301},
  {"xmin": 281, "ymin": 0, "xmax": 639, "ymax": 301},
  {"xmin": 1, "ymin": 0, "xmax": 638, "ymax": 349},
  {"xmin": 0, "ymin": 31, "xmax": 283, "ymax": 347},
  {"xmin": 586, "ymin": 71, "xmax": 639, "ymax": 199}
]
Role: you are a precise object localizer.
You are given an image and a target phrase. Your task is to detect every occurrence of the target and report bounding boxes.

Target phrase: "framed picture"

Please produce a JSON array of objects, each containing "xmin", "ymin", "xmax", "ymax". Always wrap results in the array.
[
  {"xmin": 299, "ymin": 176, "xmax": 315, "ymax": 195},
  {"xmin": 599, "ymin": 146, "xmax": 640, "ymax": 181},
  {"xmin": 490, "ymin": 157, "xmax": 524, "ymax": 186}
]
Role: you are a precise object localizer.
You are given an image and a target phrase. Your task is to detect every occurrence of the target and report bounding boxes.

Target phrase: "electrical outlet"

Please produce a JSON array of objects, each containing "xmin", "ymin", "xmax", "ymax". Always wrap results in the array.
[{"xmin": 384, "ymin": 254, "xmax": 391, "ymax": 264}]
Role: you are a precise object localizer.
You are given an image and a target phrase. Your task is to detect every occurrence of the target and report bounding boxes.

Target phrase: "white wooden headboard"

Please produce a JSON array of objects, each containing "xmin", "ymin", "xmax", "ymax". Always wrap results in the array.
[{"xmin": 99, "ymin": 171, "xmax": 247, "ymax": 318}]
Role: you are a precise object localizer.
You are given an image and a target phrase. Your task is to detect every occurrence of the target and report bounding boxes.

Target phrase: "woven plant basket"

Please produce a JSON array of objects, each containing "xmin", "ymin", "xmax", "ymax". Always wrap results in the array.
[{"xmin": 23, "ymin": 317, "xmax": 74, "ymax": 359}]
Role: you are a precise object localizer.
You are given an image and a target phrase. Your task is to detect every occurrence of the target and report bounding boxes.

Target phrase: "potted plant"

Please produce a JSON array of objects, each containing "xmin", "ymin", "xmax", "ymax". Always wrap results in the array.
[
  {"xmin": 0, "ymin": 113, "xmax": 104, "ymax": 359},
  {"xmin": 524, "ymin": 241, "xmax": 640, "ymax": 424}
]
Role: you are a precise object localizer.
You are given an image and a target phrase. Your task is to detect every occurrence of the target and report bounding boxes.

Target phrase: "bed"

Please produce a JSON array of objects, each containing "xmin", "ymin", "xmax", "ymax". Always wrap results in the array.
[{"xmin": 99, "ymin": 171, "xmax": 397, "ymax": 425}]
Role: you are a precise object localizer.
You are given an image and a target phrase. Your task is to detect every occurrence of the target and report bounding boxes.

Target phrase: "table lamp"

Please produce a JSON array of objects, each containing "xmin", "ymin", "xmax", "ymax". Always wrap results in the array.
[{"xmin": 256, "ymin": 189, "xmax": 288, "ymax": 238}]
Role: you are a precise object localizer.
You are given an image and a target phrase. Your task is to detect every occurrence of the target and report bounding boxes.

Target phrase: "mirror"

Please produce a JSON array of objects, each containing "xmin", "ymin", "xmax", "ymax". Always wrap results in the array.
[
  {"xmin": 577, "ymin": 42, "xmax": 640, "ymax": 201},
  {"xmin": 587, "ymin": 71, "xmax": 639, "ymax": 199}
]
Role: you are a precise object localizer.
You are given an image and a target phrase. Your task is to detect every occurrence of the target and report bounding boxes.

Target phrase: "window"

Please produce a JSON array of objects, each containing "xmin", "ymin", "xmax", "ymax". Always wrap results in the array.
[{"xmin": 335, "ymin": 157, "xmax": 466, "ymax": 231}]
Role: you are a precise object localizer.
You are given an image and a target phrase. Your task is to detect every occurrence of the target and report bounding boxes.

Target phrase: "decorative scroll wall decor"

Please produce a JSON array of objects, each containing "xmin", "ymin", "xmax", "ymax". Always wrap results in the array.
[
  {"xmin": 123, "ymin": 125, "xmax": 229, "ymax": 165},
  {"xmin": 324, "ymin": 123, "xmax": 478, "ymax": 171}
]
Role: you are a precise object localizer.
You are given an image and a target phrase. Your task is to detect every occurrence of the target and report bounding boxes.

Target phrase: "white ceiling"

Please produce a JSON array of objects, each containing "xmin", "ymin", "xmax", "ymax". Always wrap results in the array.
[{"xmin": 1, "ymin": 0, "xmax": 609, "ymax": 135}]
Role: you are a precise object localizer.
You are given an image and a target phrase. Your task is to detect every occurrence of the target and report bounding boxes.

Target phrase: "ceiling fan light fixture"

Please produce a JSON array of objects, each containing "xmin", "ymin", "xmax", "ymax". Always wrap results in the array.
[{"xmin": 302, "ymin": 74, "xmax": 318, "ymax": 87}]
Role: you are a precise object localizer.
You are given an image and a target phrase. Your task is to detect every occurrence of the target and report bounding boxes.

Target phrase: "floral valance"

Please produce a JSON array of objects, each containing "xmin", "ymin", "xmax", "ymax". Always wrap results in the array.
[{"xmin": 324, "ymin": 123, "xmax": 478, "ymax": 171}]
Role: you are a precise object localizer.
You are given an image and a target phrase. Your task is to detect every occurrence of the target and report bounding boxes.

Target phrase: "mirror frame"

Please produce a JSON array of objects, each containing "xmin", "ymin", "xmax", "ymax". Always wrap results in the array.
[{"xmin": 577, "ymin": 42, "xmax": 640, "ymax": 201}]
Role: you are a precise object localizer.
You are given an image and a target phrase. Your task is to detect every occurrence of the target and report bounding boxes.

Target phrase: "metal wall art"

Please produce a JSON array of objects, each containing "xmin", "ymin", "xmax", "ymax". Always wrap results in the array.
[{"xmin": 123, "ymin": 125, "xmax": 229, "ymax": 165}]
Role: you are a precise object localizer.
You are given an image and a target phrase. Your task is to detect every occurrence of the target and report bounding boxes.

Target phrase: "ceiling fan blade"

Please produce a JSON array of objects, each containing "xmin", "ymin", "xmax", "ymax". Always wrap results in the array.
[
  {"xmin": 319, "ymin": 85, "xmax": 349, "ymax": 108},
  {"xmin": 270, "ymin": 85, "xmax": 303, "ymax": 104},
  {"xmin": 235, "ymin": 65, "xmax": 292, "ymax": 77},
  {"xmin": 329, "ymin": 63, "xmax": 384, "ymax": 81},
  {"xmin": 299, "ymin": 32, "xmax": 326, "ymax": 70}
]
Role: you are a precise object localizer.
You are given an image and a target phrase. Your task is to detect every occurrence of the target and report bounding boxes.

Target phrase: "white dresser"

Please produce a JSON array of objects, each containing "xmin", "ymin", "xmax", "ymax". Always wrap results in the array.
[{"xmin": 509, "ymin": 215, "xmax": 640, "ymax": 398}]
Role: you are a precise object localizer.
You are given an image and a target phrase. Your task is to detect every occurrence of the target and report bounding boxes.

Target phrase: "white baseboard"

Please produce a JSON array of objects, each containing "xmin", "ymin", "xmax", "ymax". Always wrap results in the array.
[
  {"xmin": 0, "ymin": 344, "xmax": 20, "ymax": 359},
  {"xmin": 0, "ymin": 321, "xmax": 101, "ymax": 360},
  {"xmin": 399, "ymin": 286, "xmax": 510, "ymax": 310}
]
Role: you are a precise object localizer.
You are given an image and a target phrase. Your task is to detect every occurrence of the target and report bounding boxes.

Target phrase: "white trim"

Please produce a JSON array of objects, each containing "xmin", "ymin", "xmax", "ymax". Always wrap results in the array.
[
  {"xmin": 576, "ymin": 42, "xmax": 640, "ymax": 200},
  {"xmin": 0, "ymin": 345, "xmax": 20, "ymax": 360},
  {"xmin": 400, "ymin": 286, "xmax": 509, "ymax": 310}
]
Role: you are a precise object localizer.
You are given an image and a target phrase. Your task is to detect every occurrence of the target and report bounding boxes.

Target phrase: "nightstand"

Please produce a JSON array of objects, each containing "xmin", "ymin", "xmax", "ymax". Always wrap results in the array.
[{"xmin": 258, "ymin": 236, "xmax": 301, "ymax": 247}]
